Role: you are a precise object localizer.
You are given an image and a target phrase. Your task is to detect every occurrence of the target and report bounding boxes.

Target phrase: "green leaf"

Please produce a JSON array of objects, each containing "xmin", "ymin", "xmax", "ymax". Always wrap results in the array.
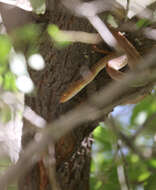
[
  {"xmin": 3, "ymin": 72, "xmax": 17, "ymax": 91},
  {"xmin": 0, "ymin": 35, "xmax": 11, "ymax": 63},
  {"xmin": 0, "ymin": 75, "xmax": 3, "ymax": 86},
  {"xmin": 0, "ymin": 64, "xmax": 7, "ymax": 75},
  {"xmin": 149, "ymin": 159, "xmax": 156, "ymax": 168},
  {"xmin": 94, "ymin": 125, "xmax": 116, "ymax": 144},
  {"xmin": 130, "ymin": 154, "xmax": 139, "ymax": 163},
  {"xmin": 138, "ymin": 172, "xmax": 150, "ymax": 182},
  {"xmin": 136, "ymin": 19, "xmax": 151, "ymax": 29}
]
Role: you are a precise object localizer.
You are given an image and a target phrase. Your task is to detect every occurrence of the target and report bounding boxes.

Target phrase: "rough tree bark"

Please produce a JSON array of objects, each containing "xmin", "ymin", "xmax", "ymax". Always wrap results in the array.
[
  {"xmin": 0, "ymin": 1, "xmax": 155, "ymax": 190},
  {"xmin": 18, "ymin": 3, "xmax": 110, "ymax": 190}
]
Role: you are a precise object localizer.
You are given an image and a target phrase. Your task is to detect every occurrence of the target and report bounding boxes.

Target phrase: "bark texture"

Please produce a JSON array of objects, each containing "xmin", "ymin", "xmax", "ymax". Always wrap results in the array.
[{"xmin": 18, "ymin": 3, "xmax": 111, "ymax": 190}]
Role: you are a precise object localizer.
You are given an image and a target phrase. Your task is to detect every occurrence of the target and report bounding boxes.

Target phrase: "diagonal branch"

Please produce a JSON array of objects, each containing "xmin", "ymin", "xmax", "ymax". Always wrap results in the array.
[{"xmin": 0, "ymin": 43, "xmax": 156, "ymax": 188}]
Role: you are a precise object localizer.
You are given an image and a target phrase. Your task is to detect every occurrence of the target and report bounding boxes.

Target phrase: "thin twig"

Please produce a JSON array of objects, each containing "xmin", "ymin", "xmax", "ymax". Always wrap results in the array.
[
  {"xmin": 125, "ymin": 0, "xmax": 130, "ymax": 21},
  {"xmin": 117, "ymin": 140, "xmax": 130, "ymax": 190}
]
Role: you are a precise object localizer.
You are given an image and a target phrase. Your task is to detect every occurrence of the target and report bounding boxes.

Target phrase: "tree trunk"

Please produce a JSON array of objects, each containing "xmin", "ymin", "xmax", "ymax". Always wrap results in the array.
[{"xmin": 16, "ymin": 2, "xmax": 111, "ymax": 190}]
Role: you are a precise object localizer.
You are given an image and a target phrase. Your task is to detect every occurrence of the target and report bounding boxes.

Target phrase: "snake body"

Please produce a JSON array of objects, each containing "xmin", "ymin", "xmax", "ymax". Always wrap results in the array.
[
  {"xmin": 60, "ymin": 28, "xmax": 141, "ymax": 103},
  {"xmin": 60, "ymin": 53, "xmax": 128, "ymax": 103}
]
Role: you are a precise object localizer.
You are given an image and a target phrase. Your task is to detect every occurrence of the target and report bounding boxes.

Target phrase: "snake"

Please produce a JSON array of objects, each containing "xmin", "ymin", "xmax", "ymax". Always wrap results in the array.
[
  {"xmin": 60, "ymin": 52, "xmax": 128, "ymax": 103},
  {"xmin": 60, "ymin": 28, "xmax": 142, "ymax": 103}
]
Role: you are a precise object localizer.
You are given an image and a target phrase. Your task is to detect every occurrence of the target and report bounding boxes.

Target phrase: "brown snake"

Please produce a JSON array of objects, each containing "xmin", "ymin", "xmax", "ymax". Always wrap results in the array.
[
  {"xmin": 60, "ymin": 53, "xmax": 128, "ymax": 103},
  {"xmin": 60, "ymin": 29, "xmax": 142, "ymax": 103}
]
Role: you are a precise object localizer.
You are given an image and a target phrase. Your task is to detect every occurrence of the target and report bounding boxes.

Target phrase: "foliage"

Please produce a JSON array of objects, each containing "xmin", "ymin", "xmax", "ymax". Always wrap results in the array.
[
  {"xmin": 0, "ymin": 23, "xmax": 45, "ymax": 189},
  {"xmin": 0, "ymin": 24, "xmax": 45, "ymax": 126},
  {"xmin": 91, "ymin": 92, "xmax": 156, "ymax": 190},
  {"xmin": 0, "ymin": 35, "xmax": 14, "ymax": 90},
  {"xmin": 91, "ymin": 125, "xmax": 120, "ymax": 190}
]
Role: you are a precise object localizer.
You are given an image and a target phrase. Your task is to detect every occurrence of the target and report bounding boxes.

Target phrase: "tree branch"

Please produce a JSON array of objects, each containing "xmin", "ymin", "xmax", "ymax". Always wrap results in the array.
[{"xmin": 0, "ymin": 43, "xmax": 156, "ymax": 188}]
